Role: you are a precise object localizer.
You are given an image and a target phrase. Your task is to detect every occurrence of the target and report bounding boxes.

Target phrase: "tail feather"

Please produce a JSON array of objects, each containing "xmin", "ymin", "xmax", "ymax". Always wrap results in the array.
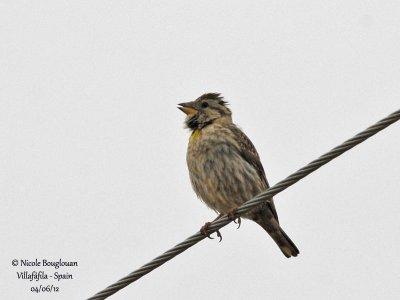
[
  {"xmin": 255, "ymin": 217, "xmax": 299, "ymax": 258},
  {"xmin": 277, "ymin": 227, "xmax": 299, "ymax": 258}
]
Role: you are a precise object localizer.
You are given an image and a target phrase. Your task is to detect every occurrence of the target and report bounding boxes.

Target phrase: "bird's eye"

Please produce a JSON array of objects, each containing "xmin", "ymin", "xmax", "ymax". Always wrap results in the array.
[{"xmin": 201, "ymin": 102, "xmax": 209, "ymax": 108}]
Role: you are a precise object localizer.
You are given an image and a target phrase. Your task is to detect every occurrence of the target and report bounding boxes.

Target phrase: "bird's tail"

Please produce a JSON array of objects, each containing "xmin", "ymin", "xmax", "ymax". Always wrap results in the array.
[{"xmin": 255, "ymin": 218, "xmax": 299, "ymax": 258}]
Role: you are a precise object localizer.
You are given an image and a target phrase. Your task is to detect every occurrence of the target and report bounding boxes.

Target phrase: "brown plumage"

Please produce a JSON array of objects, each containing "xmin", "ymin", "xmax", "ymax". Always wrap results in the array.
[{"xmin": 178, "ymin": 93, "xmax": 299, "ymax": 258}]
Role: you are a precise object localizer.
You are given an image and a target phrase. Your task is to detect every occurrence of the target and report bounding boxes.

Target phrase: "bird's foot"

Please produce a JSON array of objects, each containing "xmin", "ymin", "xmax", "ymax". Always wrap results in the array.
[
  {"xmin": 227, "ymin": 208, "xmax": 241, "ymax": 229},
  {"xmin": 200, "ymin": 222, "xmax": 222, "ymax": 242}
]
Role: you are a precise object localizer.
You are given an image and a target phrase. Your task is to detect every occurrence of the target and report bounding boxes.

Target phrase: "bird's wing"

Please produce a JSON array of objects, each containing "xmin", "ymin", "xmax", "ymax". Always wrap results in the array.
[{"xmin": 231, "ymin": 125, "xmax": 279, "ymax": 222}]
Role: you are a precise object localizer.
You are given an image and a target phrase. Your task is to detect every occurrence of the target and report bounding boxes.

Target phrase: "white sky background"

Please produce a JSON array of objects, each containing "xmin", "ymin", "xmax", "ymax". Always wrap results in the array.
[{"xmin": 1, "ymin": 1, "xmax": 399, "ymax": 299}]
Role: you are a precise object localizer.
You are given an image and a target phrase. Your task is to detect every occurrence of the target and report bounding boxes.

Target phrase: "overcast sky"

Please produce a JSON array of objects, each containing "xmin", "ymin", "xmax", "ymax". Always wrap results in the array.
[{"xmin": 1, "ymin": 1, "xmax": 399, "ymax": 299}]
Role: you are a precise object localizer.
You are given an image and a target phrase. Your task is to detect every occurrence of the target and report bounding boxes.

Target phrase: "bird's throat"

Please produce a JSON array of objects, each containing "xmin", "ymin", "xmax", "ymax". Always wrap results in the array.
[{"xmin": 190, "ymin": 129, "xmax": 201, "ymax": 142}]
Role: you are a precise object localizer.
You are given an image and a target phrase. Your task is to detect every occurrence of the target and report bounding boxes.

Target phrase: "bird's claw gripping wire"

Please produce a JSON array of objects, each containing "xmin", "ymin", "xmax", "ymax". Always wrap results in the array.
[
  {"xmin": 200, "ymin": 222, "xmax": 222, "ymax": 242},
  {"xmin": 227, "ymin": 209, "xmax": 241, "ymax": 229}
]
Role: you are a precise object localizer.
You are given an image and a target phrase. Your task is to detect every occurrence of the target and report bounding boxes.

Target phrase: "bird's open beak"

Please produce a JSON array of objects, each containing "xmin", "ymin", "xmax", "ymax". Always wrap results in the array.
[{"xmin": 178, "ymin": 102, "xmax": 198, "ymax": 115}]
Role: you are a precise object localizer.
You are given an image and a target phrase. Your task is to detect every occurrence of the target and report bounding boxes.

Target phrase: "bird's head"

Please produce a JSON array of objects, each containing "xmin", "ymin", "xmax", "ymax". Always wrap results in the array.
[{"xmin": 178, "ymin": 93, "xmax": 232, "ymax": 130}]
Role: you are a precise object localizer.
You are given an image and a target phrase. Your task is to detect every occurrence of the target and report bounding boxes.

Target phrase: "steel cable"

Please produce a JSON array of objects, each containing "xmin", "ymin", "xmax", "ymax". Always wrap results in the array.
[{"xmin": 88, "ymin": 109, "xmax": 400, "ymax": 299}]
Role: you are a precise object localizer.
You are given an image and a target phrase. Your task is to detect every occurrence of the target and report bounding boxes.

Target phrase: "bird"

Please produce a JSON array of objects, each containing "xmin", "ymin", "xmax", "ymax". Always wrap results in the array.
[{"xmin": 178, "ymin": 93, "xmax": 299, "ymax": 258}]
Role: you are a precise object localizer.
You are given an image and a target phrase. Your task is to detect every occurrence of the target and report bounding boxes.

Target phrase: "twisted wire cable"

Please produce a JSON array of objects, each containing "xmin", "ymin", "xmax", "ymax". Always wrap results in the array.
[{"xmin": 88, "ymin": 109, "xmax": 400, "ymax": 300}]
